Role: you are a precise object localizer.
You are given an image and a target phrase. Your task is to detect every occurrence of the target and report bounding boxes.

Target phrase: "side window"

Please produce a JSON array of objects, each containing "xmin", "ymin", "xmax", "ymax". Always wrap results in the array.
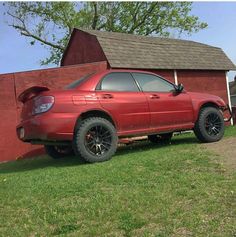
[
  {"xmin": 132, "ymin": 73, "xmax": 174, "ymax": 92},
  {"xmin": 99, "ymin": 72, "xmax": 139, "ymax": 92}
]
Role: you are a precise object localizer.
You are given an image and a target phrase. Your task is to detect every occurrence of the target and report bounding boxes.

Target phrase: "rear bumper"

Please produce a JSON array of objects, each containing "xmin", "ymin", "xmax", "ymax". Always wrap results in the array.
[{"xmin": 16, "ymin": 112, "xmax": 77, "ymax": 143}]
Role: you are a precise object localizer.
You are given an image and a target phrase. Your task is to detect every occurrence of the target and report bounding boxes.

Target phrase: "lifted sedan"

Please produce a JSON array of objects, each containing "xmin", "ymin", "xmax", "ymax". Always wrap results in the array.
[{"xmin": 17, "ymin": 70, "xmax": 230, "ymax": 163}]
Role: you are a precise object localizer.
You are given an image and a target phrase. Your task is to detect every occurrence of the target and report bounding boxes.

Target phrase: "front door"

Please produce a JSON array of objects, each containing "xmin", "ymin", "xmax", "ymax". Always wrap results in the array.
[{"xmin": 131, "ymin": 72, "xmax": 194, "ymax": 129}]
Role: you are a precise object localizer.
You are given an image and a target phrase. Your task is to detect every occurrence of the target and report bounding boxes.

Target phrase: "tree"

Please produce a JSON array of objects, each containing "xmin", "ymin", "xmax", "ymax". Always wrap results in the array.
[{"xmin": 4, "ymin": 2, "xmax": 207, "ymax": 65}]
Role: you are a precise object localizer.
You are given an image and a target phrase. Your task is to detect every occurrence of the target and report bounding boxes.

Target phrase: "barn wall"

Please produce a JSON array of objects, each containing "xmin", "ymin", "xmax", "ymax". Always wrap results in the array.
[
  {"xmin": 177, "ymin": 70, "xmax": 229, "ymax": 104},
  {"xmin": 61, "ymin": 30, "xmax": 107, "ymax": 66},
  {"xmin": 0, "ymin": 61, "xmax": 107, "ymax": 162},
  {"xmin": 0, "ymin": 73, "xmax": 30, "ymax": 162}
]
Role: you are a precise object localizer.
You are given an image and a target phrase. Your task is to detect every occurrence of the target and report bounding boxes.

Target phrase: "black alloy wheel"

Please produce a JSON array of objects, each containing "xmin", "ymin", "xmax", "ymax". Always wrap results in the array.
[
  {"xmin": 73, "ymin": 117, "xmax": 118, "ymax": 163},
  {"xmin": 85, "ymin": 125, "xmax": 112, "ymax": 156},
  {"xmin": 194, "ymin": 107, "xmax": 224, "ymax": 143},
  {"xmin": 204, "ymin": 112, "xmax": 223, "ymax": 136}
]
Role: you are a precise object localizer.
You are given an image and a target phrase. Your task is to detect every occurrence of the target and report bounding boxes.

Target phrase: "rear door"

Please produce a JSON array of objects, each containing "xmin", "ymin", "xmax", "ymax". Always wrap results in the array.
[
  {"xmin": 132, "ymin": 72, "xmax": 194, "ymax": 129},
  {"xmin": 96, "ymin": 72, "xmax": 150, "ymax": 133}
]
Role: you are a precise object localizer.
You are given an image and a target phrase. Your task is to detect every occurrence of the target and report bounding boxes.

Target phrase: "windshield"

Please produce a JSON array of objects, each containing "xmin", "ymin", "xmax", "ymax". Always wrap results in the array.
[{"xmin": 65, "ymin": 73, "xmax": 94, "ymax": 89}]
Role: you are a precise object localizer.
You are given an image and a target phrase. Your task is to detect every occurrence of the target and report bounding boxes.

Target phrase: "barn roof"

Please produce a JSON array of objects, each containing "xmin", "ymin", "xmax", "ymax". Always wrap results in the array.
[{"xmin": 63, "ymin": 28, "xmax": 236, "ymax": 71}]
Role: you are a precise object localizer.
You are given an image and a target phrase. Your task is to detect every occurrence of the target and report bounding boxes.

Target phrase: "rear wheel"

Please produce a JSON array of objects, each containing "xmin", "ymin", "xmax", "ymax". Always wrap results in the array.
[
  {"xmin": 148, "ymin": 133, "xmax": 173, "ymax": 144},
  {"xmin": 44, "ymin": 145, "xmax": 74, "ymax": 159},
  {"xmin": 194, "ymin": 107, "xmax": 224, "ymax": 143},
  {"xmin": 73, "ymin": 117, "xmax": 118, "ymax": 163}
]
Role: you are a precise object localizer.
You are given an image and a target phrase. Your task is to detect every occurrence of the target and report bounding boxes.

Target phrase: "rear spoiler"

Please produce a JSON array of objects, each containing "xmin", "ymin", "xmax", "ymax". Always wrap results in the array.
[{"xmin": 18, "ymin": 86, "xmax": 50, "ymax": 103}]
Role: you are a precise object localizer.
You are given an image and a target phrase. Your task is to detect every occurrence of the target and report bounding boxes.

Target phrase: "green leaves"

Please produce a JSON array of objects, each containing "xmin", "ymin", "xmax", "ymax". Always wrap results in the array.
[{"xmin": 4, "ymin": 2, "xmax": 207, "ymax": 65}]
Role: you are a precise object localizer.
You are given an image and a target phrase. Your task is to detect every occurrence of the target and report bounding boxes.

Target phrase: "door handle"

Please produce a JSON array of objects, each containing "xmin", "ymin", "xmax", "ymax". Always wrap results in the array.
[
  {"xmin": 102, "ymin": 94, "xmax": 113, "ymax": 99},
  {"xmin": 150, "ymin": 94, "xmax": 160, "ymax": 99}
]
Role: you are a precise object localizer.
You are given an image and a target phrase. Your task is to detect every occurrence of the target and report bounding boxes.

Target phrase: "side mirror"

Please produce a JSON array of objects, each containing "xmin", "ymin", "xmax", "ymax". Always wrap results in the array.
[{"xmin": 175, "ymin": 83, "xmax": 184, "ymax": 93}]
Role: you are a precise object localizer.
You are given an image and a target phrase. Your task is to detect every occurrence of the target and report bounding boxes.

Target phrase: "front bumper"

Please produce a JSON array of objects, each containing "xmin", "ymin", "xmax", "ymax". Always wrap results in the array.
[
  {"xmin": 222, "ymin": 104, "xmax": 232, "ymax": 122},
  {"xmin": 16, "ymin": 112, "xmax": 76, "ymax": 143}
]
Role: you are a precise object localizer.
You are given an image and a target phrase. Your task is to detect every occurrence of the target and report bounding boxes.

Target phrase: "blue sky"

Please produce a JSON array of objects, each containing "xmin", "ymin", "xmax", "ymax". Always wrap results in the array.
[{"xmin": 0, "ymin": 2, "xmax": 236, "ymax": 81}]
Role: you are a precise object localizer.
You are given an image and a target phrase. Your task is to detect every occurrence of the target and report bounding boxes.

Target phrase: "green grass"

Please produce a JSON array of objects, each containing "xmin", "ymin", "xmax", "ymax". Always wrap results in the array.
[{"xmin": 1, "ymin": 127, "xmax": 236, "ymax": 236}]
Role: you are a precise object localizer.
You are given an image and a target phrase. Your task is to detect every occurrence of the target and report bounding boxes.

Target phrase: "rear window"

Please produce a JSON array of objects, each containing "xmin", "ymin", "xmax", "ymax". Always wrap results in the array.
[
  {"xmin": 97, "ymin": 72, "xmax": 139, "ymax": 92},
  {"xmin": 65, "ymin": 73, "xmax": 94, "ymax": 89}
]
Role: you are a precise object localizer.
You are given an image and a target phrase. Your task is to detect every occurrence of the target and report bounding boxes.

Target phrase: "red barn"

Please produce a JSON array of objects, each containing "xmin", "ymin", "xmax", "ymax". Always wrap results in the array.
[{"xmin": 0, "ymin": 28, "xmax": 235, "ymax": 162}]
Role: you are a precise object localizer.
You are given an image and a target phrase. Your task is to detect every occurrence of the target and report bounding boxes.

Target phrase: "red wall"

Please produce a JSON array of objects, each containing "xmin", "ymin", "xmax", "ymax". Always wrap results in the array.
[
  {"xmin": 177, "ymin": 70, "xmax": 229, "ymax": 104},
  {"xmin": 0, "ymin": 73, "xmax": 28, "ymax": 162},
  {"xmin": 0, "ymin": 61, "xmax": 107, "ymax": 162},
  {"xmin": 61, "ymin": 30, "xmax": 107, "ymax": 66}
]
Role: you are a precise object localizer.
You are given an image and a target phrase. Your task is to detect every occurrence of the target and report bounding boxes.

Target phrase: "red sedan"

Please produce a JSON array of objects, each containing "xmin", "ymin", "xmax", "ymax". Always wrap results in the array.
[{"xmin": 17, "ymin": 70, "xmax": 229, "ymax": 163}]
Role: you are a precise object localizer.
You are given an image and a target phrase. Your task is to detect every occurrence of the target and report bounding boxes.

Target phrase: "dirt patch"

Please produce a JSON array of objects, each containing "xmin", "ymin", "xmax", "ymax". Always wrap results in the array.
[{"xmin": 202, "ymin": 137, "xmax": 236, "ymax": 170}]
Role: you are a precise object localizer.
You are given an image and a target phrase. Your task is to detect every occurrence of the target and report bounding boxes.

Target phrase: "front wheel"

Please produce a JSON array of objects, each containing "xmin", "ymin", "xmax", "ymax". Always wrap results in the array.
[
  {"xmin": 73, "ymin": 117, "xmax": 118, "ymax": 163},
  {"xmin": 44, "ymin": 145, "xmax": 74, "ymax": 159},
  {"xmin": 194, "ymin": 107, "xmax": 224, "ymax": 143}
]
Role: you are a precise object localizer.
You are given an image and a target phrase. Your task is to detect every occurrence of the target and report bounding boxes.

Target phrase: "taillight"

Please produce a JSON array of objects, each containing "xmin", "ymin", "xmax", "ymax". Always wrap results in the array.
[{"xmin": 32, "ymin": 96, "xmax": 54, "ymax": 115}]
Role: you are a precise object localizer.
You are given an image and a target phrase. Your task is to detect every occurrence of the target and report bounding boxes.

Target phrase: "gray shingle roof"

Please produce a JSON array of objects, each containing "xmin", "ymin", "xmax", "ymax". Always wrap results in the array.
[{"xmin": 80, "ymin": 29, "xmax": 236, "ymax": 71}]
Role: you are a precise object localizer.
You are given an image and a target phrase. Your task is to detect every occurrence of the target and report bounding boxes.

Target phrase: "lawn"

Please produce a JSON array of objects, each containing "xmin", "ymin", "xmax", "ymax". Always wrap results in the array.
[{"xmin": 1, "ymin": 127, "xmax": 236, "ymax": 236}]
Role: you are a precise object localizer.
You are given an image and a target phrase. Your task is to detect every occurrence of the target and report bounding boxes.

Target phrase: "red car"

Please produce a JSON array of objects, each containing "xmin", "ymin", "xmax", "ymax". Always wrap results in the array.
[{"xmin": 17, "ymin": 70, "xmax": 230, "ymax": 163}]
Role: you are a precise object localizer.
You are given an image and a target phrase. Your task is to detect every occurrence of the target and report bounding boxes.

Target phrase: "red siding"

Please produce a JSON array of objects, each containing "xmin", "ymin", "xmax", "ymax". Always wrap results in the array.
[
  {"xmin": 0, "ymin": 61, "xmax": 107, "ymax": 162},
  {"xmin": 177, "ymin": 70, "xmax": 228, "ymax": 104},
  {"xmin": 61, "ymin": 30, "xmax": 107, "ymax": 66},
  {"xmin": 0, "ymin": 74, "xmax": 27, "ymax": 162}
]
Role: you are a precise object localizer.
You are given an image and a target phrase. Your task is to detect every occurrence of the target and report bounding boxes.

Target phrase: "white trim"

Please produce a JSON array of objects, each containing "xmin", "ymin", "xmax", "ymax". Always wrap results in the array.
[
  {"xmin": 174, "ymin": 70, "xmax": 178, "ymax": 85},
  {"xmin": 225, "ymin": 72, "xmax": 233, "ymax": 125}
]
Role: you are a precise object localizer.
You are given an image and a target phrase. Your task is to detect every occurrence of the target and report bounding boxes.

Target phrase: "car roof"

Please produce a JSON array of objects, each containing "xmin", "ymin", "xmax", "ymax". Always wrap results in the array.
[
  {"xmin": 101, "ymin": 69, "xmax": 156, "ymax": 74},
  {"xmin": 76, "ymin": 69, "xmax": 172, "ymax": 91},
  {"xmin": 92, "ymin": 69, "xmax": 159, "ymax": 79}
]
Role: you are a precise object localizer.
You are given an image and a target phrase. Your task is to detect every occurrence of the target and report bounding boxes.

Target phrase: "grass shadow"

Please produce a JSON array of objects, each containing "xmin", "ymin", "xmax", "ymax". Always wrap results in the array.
[
  {"xmin": 0, "ymin": 155, "xmax": 86, "ymax": 174},
  {"xmin": 116, "ymin": 135, "xmax": 199, "ymax": 156},
  {"xmin": 0, "ymin": 135, "xmax": 199, "ymax": 174}
]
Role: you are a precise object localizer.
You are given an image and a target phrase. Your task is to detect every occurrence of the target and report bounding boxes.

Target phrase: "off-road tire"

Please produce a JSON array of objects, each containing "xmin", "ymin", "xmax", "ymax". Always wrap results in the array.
[
  {"xmin": 73, "ymin": 117, "xmax": 118, "ymax": 163},
  {"xmin": 44, "ymin": 145, "xmax": 74, "ymax": 159},
  {"xmin": 148, "ymin": 132, "xmax": 173, "ymax": 144},
  {"xmin": 194, "ymin": 107, "xmax": 224, "ymax": 143}
]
